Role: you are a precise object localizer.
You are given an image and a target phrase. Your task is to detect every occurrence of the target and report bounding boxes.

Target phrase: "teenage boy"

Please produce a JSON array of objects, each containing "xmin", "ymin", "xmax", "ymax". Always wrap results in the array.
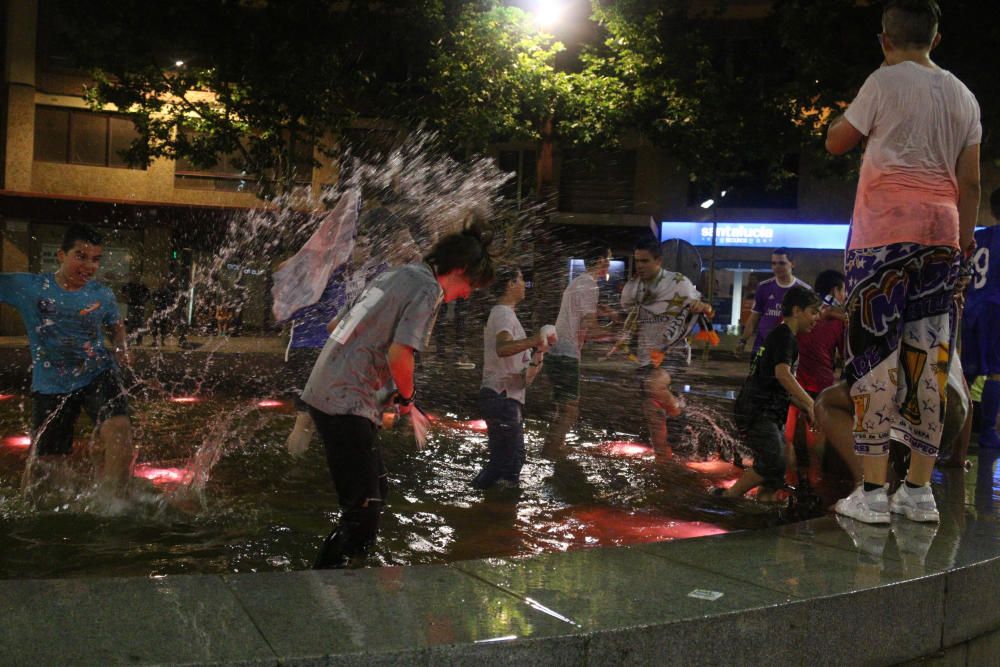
[
  {"xmin": 0, "ymin": 224, "xmax": 134, "ymax": 495},
  {"xmin": 302, "ymin": 224, "xmax": 495, "ymax": 568},
  {"xmin": 725, "ymin": 286, "xmax": 821, "ymax": 499},
  {"xmin": 961, "ymin": 187, "xmax": 1000, "ymax": 447},
  {"xmin": 620, "ymin": 237, "xmax": 712, "ymax": 459},
  {"xmin": 741, "ymin": 248, "xmax": 810, "ymax": 355},
  {"xmin": 826, "ymin": 0, "xmax": 980, "ymax": 524},
  {"xmin": 542, "ymin": 243, "xmax": 613, "ymax": 457}
]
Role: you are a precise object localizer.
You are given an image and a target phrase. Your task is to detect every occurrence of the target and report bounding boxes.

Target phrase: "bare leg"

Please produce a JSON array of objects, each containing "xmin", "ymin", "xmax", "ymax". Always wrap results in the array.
[
  {"xmin": 723, "ymin": 467, "xmax": 764, "ymax": 498},
  {"xmin": 815, "ymin": 382, "xmax": 862, "ymax": 484},
  {"xmin": 862, "ymin": 454, "xmax": 890, "ymax": 486},
  {"xmin": 906, "ymin": 451, "xmax": 936, "ymax": 486},
  {"xmin": 285, "ymin": 410, "xmax": 316, "ymax": 456},
  {"xmin": 643, "ymin": 368, "xmax": 679, "ymax": 460},
  {"xmin": 542, "ymin": 399, "xmax": 579, "ymax": 459},
  {"xmin": 98, "ymin": 415, "xmax": 135, "ymax": 495}
]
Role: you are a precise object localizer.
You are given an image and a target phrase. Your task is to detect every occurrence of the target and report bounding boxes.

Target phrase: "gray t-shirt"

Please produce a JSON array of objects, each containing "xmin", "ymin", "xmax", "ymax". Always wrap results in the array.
[
  {"xmin": 480, "ymin": 304, "xmax": 529, "ymax": 404},
  {"xmin": 551, "ymin": 272, "xmax": 599, "ymax": 360},
  {"xmin": 301, "ymin": 263, "xmax": 443, "ymax": 424}
]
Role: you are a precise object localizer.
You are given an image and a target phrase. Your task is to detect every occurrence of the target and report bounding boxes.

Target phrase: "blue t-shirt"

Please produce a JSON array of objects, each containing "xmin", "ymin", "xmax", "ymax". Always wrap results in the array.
[
  {"xmin": 0, "ymin": 272, "xmax": 121, "ymax": 394},
  {"xmin": 967, "ymin": 226, "xmax": 1000, "ymax": 309}
]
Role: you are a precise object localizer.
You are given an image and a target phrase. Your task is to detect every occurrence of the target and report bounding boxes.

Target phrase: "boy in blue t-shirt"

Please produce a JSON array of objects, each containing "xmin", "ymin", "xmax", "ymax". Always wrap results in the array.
[{"xmin": 0, "ymin": 224, "xmax": 134, "ymax": 494}]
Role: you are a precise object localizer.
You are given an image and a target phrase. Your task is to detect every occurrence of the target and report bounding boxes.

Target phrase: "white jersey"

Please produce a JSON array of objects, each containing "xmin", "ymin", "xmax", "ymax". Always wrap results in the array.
[{"xmin": 621, "ymin": 269, "xmax": 700, "ymax": 366}]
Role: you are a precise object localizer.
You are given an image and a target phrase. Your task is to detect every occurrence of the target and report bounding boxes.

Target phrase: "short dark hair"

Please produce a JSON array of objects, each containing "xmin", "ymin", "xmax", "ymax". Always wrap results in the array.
[
  {"xmin": 634, "ymin": 237, "xmax": 662, "ymax": 258},
  {"xmin": 585, "ymin": 242, "xmax": 612, "ymax": 268},
  {"xmin": 990, "ymin": 187, "xmax": 1000, "ymax": 221},
  {"xmin": 424, "ymin": 215, "xmax": 495, "ymax": 289},
  {"xmin": 772, "ymin": 248, "xmax": 793, "ymax": 261},
  {"xmin": 61, "ymin": 224, "xmax": 103, "ymax": 252},
  {"xmin": 883, "ymin": 0, "xmax": 940, "ymax": 49},
  {"xmin": 813, "ymin": 269, "xmax": 845, "ymax": 298},
  {"xmin": 781, "ymin": 284, "xmax": 821, "ymax": 316},
  {"xmin": 490, "ymin": 265, "xmax": 521, "ymax": 300}
]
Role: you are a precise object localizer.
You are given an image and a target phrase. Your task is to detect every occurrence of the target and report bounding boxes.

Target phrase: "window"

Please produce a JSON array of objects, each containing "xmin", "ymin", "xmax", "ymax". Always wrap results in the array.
[
  {"xmin": 34, "ymin": 106, "xmax": 145, "ymax": 169},
  {"xmin": 175, "ymin": 146, "xmax": 249, "ymax": 192}
]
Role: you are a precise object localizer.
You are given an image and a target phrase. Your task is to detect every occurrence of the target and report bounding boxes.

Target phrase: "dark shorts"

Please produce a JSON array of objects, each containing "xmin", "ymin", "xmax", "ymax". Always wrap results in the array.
[
  {"xmin": 32, "ymin": 368, "xmax": 130, "ymax": 456},
  {"xmin": 962, "ymin": 304, "xmax": 1000, "ymax": 378},
  {"xmin": 544, "ymin": 354, "xmax": 581, "ymax": 402}
]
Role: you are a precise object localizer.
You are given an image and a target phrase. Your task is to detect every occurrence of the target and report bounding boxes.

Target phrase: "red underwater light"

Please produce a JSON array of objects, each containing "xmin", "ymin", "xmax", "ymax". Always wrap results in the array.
[
  {"xmin": 256, "ymin": 399, "xmax": 284, "ymax": 408},
  {"xmin": 133, "ymin": 464, "xmax": 194, "ymax": 486},
  {"xmin": 168, "ymin": 396, "xmax": 200, "ymax": 404},
  {"xmin": 602, "ymin": 441, "xmax": 654, "ymax": 458},
  {"xmin": 2, "ymin": 435, "xmax": 31, "ymax": 449}
]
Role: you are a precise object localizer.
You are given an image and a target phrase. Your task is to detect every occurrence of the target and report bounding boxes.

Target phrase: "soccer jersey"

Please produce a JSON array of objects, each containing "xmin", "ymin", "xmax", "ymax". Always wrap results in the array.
[
  {"xmin": 751, "ymin": 277, "xmax": 810, "ymax": 353},
  {"xmin": 0, "ymin": 272, "xmax": 120, "ymax": 394},
  {"xmin": 301, "ymin": 263, "xmax": 443, "ymax": 424},
  {"xmin": 620, "ymin": 269, "xmax": 700, "ymax": 366},
  {"xmin": 966, "ymin": 226, "xmax": 1000, "ymax": 309}
]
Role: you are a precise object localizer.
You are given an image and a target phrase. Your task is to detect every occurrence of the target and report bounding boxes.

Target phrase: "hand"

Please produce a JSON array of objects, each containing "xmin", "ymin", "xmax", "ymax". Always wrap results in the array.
[
  {"xmin": 534, "ymin": 331, "xmax": 550, "ymax": 352},
  {"xmin": 690, "ymin": 301, "xmax": 713, "ymax": 315}
]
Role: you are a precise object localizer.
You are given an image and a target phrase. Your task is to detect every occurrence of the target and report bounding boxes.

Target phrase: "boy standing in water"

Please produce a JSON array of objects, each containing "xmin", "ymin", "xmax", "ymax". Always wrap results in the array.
[
  {"xmin": 301, "ymin": 224, "xmax": 494, "ymax": 569},
  {"xmin": 826, "ymin": 0, "xmax": 980, "ymax": 524},
  {"xmin": 0, "ymin": 224, "xmax": 134, "ymax": 496},
  {"xmin": 472, "ymin": 266, "xmax": 551, "ymax": 490},
  {"xmin": 726, "ymin": 286, "xmax": 821, "ymax": 499}
]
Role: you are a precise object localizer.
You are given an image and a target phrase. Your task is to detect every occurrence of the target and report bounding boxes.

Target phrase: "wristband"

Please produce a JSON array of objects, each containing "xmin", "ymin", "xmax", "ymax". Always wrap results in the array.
[{"xmin": 394, "ymin": 391, "xmax": 415, "ymax": 407}]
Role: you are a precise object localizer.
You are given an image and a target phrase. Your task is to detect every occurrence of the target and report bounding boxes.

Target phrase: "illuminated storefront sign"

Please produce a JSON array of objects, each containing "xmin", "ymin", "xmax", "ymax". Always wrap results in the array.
[{"xmin": 659, "ymin": 222, "xmax": 850, "ymax": 250}]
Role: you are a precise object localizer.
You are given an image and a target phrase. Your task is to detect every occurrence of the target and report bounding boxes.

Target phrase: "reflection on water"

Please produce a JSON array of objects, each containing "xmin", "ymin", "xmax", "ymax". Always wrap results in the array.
[{"xmin": 0, "ymin": 392, "xmax": 775, "ymax": 579}]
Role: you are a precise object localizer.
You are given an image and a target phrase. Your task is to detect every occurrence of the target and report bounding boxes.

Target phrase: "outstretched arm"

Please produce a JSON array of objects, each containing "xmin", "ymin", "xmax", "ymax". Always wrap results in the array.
[{"xmin": 825, "ymin": 115, "xmax": 864, "ymax": 155}]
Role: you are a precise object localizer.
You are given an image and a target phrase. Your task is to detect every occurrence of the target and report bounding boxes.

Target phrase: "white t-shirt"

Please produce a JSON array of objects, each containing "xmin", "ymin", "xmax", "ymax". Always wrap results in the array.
[
  {"xmin": 551, "ymin": 272, "xmax": 600, "ymax": 359},
  {"xmin": 480, "ymin": 304, "xmax": 529, "ymax": 404},
  {"xmin": 844, "ymin": 61, "xmax": 981, "ymax": 250},
  {"xmin": 620, "ymin": 269, "xmax": 701, "ymax": 366}
]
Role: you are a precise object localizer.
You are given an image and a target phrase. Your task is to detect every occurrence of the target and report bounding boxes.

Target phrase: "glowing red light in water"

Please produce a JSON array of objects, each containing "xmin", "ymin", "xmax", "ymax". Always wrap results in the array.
[
  {"xmin": 133, "ymin": 464, "xmax": 194, "ymax": 486},
  {"xmin": 463, "ymin": 419, "xmax": 488, "ymax": 432},
  {"xmin": 557, "ymin": 507, "xmax": 727, "ymax": 546},
  {"xmin": 2, "ymin": 435, "xmax": 31, "ymax": 449},
  {"xmin": 0, "ymin": 394, "xmax": 15, "ymax": 401},
  {"xmin": 256, "ymin": 399, "xmax": 284, "ymax": 408},
  {"xmin": 603, "ymin": 441, "xmax": 654, "ymax": 458},
  {"xmin": 169, "ymin": 396, "xmax": 200, "ymax": 404}
]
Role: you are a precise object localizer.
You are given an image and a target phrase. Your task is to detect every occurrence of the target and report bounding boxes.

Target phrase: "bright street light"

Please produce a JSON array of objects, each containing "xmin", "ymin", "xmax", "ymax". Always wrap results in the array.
[
  {"xmin": 700, "ymin": 198, "xmax": 715, "ymax": 209},
  {"xmin": 532, "ymin": 0, "xmax": 563, "ymax": 29}
]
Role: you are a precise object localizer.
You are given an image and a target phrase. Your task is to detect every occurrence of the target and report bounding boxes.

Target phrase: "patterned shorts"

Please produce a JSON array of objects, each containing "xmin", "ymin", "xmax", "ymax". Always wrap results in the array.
[{"xmin": 844, "ymin": 243, "xmax": 960, "ymax": 457}]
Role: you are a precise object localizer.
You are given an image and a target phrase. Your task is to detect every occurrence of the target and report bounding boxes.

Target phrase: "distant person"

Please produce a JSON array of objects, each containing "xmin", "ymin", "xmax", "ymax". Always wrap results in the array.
[
  {"xmin": 786, "ymin": 269, "xmax": 847, "ymax": 487},
  {"xmin": 121, "ymin": 273, "xmax": 149, "ymax": 345},
  {"xmin": 619, "ymin": 237, "xmax": 712, "ymax": 459},
  {"xmin": 301, "ymin": 223, "xmax": 495, "ymax": 569},
  {"xmin": 741, "ymin": 248, "xmax": 810, "ymax": 356},
  {"xmin": 962, "ymin": 186, "xmax": 1000, "ymax": 448},
  {"xmin": 825, "ymin": 0, "xmax": 980, "ymax": 524},
  {"xmin": 149, "ymin": 275, "xmax": 187, "ymax": 347},
  {"xmin": 542, "ymin": 243, "xmax": 613, "ymax": 458},
  {"xmin": 471, "ymin": 266, "xmax": 551, "ymax": 490},
  {"xmin": 724, "ymin": 286, "xmax": 821, "ymax": 500},
  {"xmin": 0, "ymin": 224, "xmax": 135, "ymax": 496}
]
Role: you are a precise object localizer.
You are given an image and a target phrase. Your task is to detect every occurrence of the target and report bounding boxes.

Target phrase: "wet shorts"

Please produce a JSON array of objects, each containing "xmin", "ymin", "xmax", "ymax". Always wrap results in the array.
[
  {"xmin": 544, "ymin": 354, "xmax": 581, "ymax": 402},
  {"xmin": 32, "ymin": 368, "xmax": 130, "ymax": 456}
]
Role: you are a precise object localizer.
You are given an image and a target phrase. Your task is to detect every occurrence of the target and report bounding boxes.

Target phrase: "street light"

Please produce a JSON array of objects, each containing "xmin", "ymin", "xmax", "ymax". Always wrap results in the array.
[
  {"xmin": 701, "ymin": 188, "xmax": 728, "ymax": 360},
  {"xmin": 531, "ymin": 0, "xmax": 563, "ymax": 29}
]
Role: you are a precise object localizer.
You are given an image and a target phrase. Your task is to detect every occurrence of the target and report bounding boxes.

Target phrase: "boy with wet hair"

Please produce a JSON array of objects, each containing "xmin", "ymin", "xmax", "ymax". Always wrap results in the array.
[
  {"xmin": 302, "ymin": 223, "xmax": 495, "ymax": 569},
  {"xmin": 542, "ymin": 242, "xmax": 613, "ymax": 458},
  {"xmin": 826, "ymin": 0, "xmax": 980, "ymax": 524},
  {"xmin": 0, "ymin": 224, "xmax": 135, "ymax": 496},
  {"xmin": 725, "ymin": 285, "xmax": 821, "ymax": 499},
  {"xmin": 961, "ymin": 187, "xmax": 1000, "ymax": 448}
]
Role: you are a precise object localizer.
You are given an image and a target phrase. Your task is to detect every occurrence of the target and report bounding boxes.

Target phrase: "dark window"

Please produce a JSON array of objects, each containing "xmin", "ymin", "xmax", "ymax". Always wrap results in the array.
[
  {"xmin": 559, "ymin": 149, "xmax": 636, "ymax": 214},
  {"xmin": 34, "ymin": 106, "xmax": 145, "ymax": 169},
  {"xmin": 175, "ymin": 147, "xmax": 249, "ymax": 192}
]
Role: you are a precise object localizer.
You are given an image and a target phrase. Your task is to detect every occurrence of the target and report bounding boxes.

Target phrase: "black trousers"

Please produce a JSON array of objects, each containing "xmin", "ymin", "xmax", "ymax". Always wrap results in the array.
[{"xmin": 308, "ymin": 408, "xmax": 388, "ymax": 568}]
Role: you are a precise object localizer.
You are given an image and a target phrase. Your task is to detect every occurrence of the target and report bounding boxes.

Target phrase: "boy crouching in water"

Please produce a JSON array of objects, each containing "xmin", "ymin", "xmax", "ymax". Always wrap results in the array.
[{"xmin": 723, "ymin": 285, "xmax": 821, "ymax": 499}]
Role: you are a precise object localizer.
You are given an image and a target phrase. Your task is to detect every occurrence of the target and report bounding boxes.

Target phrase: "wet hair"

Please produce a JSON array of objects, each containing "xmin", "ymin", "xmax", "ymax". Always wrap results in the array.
[
  {"xmin": 883, "ymin": 0, "xmax": 940, "ymax": 49},
  {"xmin": 634, "ymin": 237, "xmax": 662, "ymax": 258},
  {"xmin": 61, "ymin": 224, "xmax": 103, "ymax": 251},
  {"xmin": 990, "ymin": 186, "xmax": 1000, "ymax": 221},
  {"xmin": 772, "ymin": 248, "xmax": 793, "ymax": 262},
  {"xmin": 585, "ymin": 241, "xmax": 612, "ymax": 268},
  {"xmin": 781, "ymin": 284, "xmax": 821, "ymax": 316},
  {"xmin": 813, "ymin": 269, "xmax": 846, "ymax": 298},
  {"xmin": 490, "ymin": 265, "xmax": 522, "ymax": 300},
  {"xmin": 424, "ymin": 215, "xmax": 495, "ymax": 288}
]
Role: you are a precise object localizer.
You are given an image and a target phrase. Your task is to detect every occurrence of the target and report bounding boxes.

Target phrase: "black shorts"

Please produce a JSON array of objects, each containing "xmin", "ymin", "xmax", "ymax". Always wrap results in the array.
[
  {"xmin": 544, "ymin": 354, "xmax": 581, "ymax": 402},
  {"xmin": 32, "ymin": 368, "xmax": 130, "ymax": 456}
]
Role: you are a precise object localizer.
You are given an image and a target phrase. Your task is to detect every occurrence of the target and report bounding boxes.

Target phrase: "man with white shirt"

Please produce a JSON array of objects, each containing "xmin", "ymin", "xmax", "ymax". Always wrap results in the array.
[{"xmin": 542, "ymin": 243, "xmax": 613, "ymax": 458}]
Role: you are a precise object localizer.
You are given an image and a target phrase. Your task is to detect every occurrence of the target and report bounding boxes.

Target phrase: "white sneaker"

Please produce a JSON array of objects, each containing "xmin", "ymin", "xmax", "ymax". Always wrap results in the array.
[
  {"xmin": 834, "ymin": 485, "xmax": 890, "ymax": 525},
  {"xmin": 889, "ymin": 483, "xmax": 940, "ymax": 523}
]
